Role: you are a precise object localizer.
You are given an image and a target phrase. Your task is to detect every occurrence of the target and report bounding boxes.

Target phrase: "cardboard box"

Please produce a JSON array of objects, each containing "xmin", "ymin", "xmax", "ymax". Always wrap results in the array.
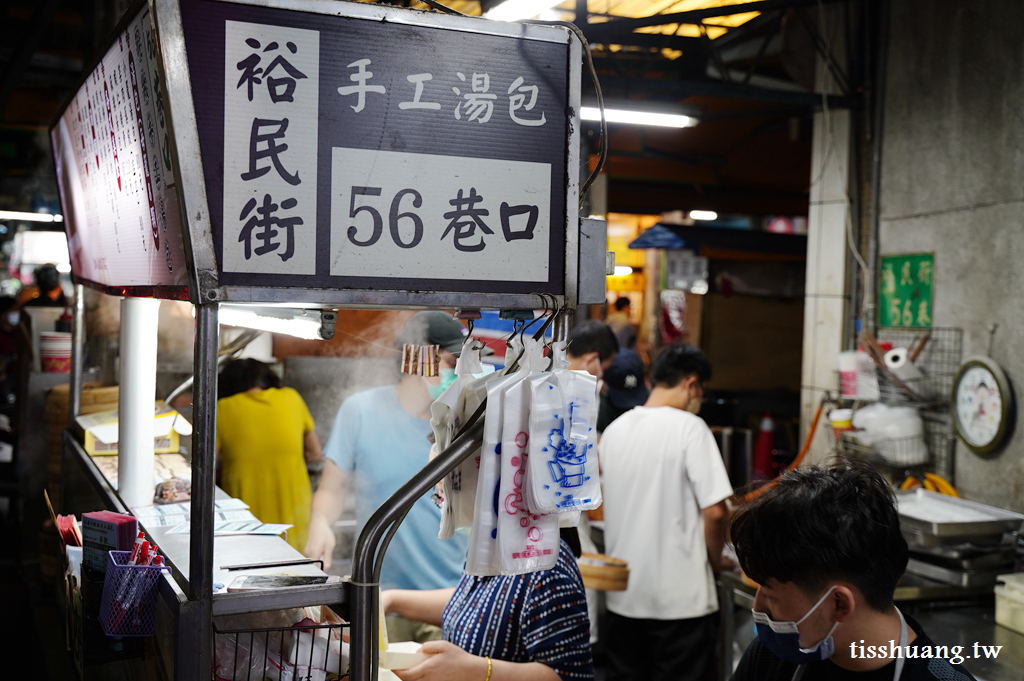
[{"xmin": 76, "ymin": 401, "xmax": 192, "ymax": 456}]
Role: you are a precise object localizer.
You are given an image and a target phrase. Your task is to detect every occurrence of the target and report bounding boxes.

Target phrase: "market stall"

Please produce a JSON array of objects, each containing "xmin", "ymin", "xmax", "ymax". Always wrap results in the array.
[{"xmin": 50, "ymin": 1, "xmax": 607, "ymax": 679}]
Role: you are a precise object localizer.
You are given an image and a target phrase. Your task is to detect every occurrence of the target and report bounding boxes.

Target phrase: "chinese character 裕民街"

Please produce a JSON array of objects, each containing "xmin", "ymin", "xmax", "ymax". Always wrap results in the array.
[
  {"xmin": 241, "ymin": 118, "xmax": 300, "ymax": 186},
  {"xmin": 442, "ymin": 188, "xmax": 493, "ymax": 252},
  {"xmin": 337, "ymin": 59, "xmax": 386, "ymax": 113},
  {"xmin": 238, "ymin": 194, "xmax": 303, "ymax": 261},
  {"xmin": 452, "ymin": 73, "xmax": 496, "ymax": 123},
  {"xmin": 236, "ymin": 38, "xmax": 308, "ymax": 103},
  {"xmin": 918, "ymin": 260, "xmax": 933, "ymax": 286}
]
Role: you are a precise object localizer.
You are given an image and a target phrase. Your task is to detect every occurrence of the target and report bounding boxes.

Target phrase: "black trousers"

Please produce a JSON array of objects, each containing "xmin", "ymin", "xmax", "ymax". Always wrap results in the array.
[{"xmin": 605, "ymin": 610, "xmax": 719, "ymax": 681}]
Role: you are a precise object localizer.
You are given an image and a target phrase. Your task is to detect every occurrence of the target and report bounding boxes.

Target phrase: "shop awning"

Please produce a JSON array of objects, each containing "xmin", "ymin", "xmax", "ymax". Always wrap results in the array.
[{"xmin": 629, "ymin": 223, "xmax": 807, "ymax": 259}]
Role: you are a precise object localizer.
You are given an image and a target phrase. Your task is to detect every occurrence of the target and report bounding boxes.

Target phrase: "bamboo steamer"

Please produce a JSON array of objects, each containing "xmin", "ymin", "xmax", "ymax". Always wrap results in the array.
[{"xmin": 578, "ymin": 552, "xmax": 629, "ymax": 591}]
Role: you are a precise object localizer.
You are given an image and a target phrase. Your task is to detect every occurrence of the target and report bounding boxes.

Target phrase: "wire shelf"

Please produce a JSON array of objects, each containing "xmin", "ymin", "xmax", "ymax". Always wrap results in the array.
[
  {"xmin": 875, "ymin": 327, "xmax": 963, "ymax": 406},
  {"xmin": 835, "ymin": 412, "xmax": 956, "ymax": 479},
  {"xmin": 213, "ymin": 620, "xmax": 349, "ymax": 681}
]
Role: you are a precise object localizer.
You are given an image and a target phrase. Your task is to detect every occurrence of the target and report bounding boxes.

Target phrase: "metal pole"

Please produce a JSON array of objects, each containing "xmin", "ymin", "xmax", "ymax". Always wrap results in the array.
[
  {"xmin": 67, "ymin": 283, "xmax": 85, "ymax": 429},
  {"xmin": 349, "ymin": 418, "xmax": 485, "ymax": 681},
  {"xmin": 553, "ymin": 308, "xmax": 573, "ymax": 344},
  {"xmin": 184, "ymin": 302, "xmax": 218, "ymax": 678},
  {"xmin": 865, "ymin": 0, "xmax": 890, "ymax": 335}
]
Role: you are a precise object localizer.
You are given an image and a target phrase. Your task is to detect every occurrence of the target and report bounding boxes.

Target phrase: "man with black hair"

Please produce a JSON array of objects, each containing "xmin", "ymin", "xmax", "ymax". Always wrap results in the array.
[
  {"xmin": 566, "ymin": 320, "xmax": 618, "ymax": 377},
  {"xmin": 565, "ymin": 319, "xmax": 617, "ymax": 644},
  {"xmin": 305, "ymin": 312, "xmax": 470, "ymax": 643},
  {"xmin": 730, "ymin": 459, "xmax": 977, "ymax": 681},
  {"xmin": 20, "ymin": 263, "xmax": 68, "ymax": 308},
  {"xmin": 599, "ymin": 345, "xmax": 734, "ymax": 681},
  {"xmin": 605, "ymin": 297, "xmax": 636, "ymax": 349}
]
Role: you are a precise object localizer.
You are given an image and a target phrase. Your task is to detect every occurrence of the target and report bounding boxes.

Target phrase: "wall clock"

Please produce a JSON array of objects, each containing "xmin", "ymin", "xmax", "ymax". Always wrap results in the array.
[{"xmin": 951, "ymin": 355, "xmax": 1014, "ymax": 455}]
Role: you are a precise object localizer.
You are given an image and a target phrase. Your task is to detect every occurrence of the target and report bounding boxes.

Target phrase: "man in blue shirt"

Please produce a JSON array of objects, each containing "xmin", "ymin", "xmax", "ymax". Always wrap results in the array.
[{"xmin": 305, "ymin": 312, "xmax": 470, "ymax": 642}]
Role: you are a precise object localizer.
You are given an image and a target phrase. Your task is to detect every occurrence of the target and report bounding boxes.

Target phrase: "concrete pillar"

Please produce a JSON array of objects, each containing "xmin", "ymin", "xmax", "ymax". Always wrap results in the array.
[
  {"xmin": 117, "ymin": 296, "xmax": 161, "ymax": 508},
  {"xmin": 799, "ymin": 12, "xmax": 854, "ymax": 464}
]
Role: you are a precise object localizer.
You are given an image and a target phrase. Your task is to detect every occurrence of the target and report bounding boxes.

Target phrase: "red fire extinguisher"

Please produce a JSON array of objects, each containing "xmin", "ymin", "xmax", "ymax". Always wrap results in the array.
[{"xmin": 752, "ymin": 409, "xmax": 776, "ymax": 481}]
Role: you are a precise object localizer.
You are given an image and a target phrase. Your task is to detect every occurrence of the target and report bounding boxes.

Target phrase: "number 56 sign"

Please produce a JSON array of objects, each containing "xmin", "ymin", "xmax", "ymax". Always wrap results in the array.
[{"xmin": 878, "ymin": 253, "xmax": 934, "ymax": 328}]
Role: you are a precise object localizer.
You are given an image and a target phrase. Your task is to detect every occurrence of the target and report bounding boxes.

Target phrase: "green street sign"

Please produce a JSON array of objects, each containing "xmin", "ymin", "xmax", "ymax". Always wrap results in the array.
[{"xmin": 879, "ymin": 253, "xmax": 933, "ymax": 328}]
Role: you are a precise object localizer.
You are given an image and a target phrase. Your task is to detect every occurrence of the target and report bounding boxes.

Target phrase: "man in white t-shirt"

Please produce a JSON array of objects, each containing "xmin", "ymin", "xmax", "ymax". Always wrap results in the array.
[{"xmin": 599, "ymin": 346, "xmax": 734, "ymax": 681}]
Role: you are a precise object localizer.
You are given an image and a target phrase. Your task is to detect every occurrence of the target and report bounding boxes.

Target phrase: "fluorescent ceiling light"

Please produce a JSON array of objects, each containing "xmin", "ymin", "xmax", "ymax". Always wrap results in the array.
[
  {"xmin": 485, "ymin": 0, "xmax": 562, "ymax": 22},
  {"xmin": 0, "ymin": 210, "xmax": 63, "ymax": 223},
  {"xmin": 18, "ymin": 231, "xmax": 70, "ymax": 266},
  {"xmin": 613, "ymin": 265, "xmax": 633, "ymax": 277},
  {"xmin": 689, "ymin": 210, "xmax": 718, "ymax": 221},
  {"xmin": 56, "ymin": 263, "xmax": 72, "ymax": 273},
  {"xmin": 581, "ymin": 107, "xmax": 694, "ymax": 128},
  {"xmin": 219, "ymin": 305, "xmax": 323, "ymax": 340}
]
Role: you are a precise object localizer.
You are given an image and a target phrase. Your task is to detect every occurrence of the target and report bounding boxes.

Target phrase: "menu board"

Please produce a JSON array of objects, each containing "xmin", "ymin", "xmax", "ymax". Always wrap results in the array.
[
  {"xmin": 51, "ymin": 7, "xmax": 190, "ymax": 298},
  {"xmin": 180, "ymin": 0, "xmax": 571, "ymax": 297}
]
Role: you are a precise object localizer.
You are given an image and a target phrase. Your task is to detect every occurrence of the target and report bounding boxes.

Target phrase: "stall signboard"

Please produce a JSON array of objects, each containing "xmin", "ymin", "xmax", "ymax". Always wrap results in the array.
[
  {"xmin": 163, "ymin": 0, "xmax": 580, "ymax": 308},
  {"xmin": 879, "ymin": 253, "xmax": 934, "ymax": 328},
  {"xmin": 51, "ymin": 6, "xmax": 190, "ymax": 299}
]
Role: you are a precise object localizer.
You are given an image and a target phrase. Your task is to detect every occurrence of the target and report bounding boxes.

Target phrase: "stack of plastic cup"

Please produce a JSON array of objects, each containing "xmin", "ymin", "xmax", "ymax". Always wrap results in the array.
[{"xmin": 39, "ymin": 331, "xmax": 72, "ymax": 373}]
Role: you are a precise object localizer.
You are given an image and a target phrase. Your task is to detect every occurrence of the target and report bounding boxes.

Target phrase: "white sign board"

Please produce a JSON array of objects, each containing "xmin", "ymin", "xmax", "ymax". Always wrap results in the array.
[{"xmin": 51, "ymin": 7, "xmax": 189, "ymax": 297}]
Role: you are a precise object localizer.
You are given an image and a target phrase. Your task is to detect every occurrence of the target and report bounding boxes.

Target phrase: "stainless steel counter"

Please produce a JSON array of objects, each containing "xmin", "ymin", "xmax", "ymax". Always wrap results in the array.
[{"xmin": 63, "ymin": 431, "xmax": 348, "ymax": 619}]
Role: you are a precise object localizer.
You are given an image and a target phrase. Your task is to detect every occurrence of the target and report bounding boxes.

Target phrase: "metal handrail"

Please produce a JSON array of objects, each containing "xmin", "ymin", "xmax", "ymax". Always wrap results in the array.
[{"xmin": 348, "ymin": 416, "xmax": 485, "ymax": 681}]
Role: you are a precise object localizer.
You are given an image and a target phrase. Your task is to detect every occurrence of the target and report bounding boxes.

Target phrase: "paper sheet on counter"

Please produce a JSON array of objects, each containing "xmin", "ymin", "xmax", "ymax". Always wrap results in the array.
[
  {"xmin": 166, "ymin": 520, "xmax": 292, "ymax": 536},
  {"xmin": 133, "ymin": 498, "xmax": 249, "ymax": 518},
  {"xmin": 140, "ymin": 509, "xmax": 258, "ymax": 527}
]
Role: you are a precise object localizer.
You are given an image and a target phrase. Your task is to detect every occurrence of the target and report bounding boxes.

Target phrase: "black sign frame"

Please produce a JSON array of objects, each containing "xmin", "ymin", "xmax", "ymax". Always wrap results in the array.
[{"xmin": 155, "ymin": 0, "xmax": 582, "ymax": 309}]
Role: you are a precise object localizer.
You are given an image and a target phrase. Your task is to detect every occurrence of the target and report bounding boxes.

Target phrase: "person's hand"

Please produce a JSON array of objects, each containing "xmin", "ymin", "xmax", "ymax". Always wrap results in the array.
[
  {"xmin": 392, "ymin": 641, "xmax": 488, "ymax": 681},
  {"xmin": 303, "ymin": 516, "xmax": 336, "ymax": 569},
  {"xmin": 380, "ymin": 589, "xmax": 396, "ymax": 617}
]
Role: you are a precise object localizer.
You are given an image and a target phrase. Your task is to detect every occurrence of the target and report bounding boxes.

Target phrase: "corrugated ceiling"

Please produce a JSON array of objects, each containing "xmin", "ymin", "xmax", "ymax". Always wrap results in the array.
[{"xmin": 397, "ymin": 0, "xmax": 763, "ymax": 38}]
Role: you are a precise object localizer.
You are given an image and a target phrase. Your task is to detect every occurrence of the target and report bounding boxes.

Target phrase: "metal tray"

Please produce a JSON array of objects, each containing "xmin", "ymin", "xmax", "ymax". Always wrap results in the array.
[
  {"xmin": 896, "ymin": 489, "xmax": 1024, "ymax": 538},
  {"xmin": 909, "ymin": 548, "xmax": 1015, "ymax": 571},
  {"xmin": 901, "ymin": 528, "xmax": 1005, "ymax": 549},
  {"xmin": 902, "ymin": 527, "xmax": 1007, "ymax": 549},
  {"xmin": 905, "ymin": 557, "xmax": 1006, "ymax": 588}
]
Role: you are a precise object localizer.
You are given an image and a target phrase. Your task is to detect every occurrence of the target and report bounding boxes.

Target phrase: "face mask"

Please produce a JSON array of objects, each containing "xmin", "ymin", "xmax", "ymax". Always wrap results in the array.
[
  {"xmin": 752, "ymin": 586, "xmax": 839, "ymax": 665},
  {"xmin": 5, "ymin": 312, "xmax": 18, "ymax": 326},
  {"xmin": 685, "ymin": 397, "xmax": 702, "ymax": 414},
  {"xmin": 427, "ymin": 368, "xmax": 457, "ymax": 400}
]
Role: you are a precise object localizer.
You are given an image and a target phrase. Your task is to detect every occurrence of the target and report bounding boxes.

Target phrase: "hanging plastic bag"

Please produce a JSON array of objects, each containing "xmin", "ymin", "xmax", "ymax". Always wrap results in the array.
[
  {"xmin": 525, "ymin": 343, "xmax": 601, "ymax": 515},
  {"xmin": 431, "ymin": 341, "xmax": 476, "ymax": 539},
  {"xmin": 496, "ymin": 339, "xmax": 559, "ymax": 574},
  {"xmin": 431, "ymin": 340, "xmax": 496, "ymax": 538},
  {"xmin": 465, "ymin": 339, "xmax": 530, "ymax": 575}
]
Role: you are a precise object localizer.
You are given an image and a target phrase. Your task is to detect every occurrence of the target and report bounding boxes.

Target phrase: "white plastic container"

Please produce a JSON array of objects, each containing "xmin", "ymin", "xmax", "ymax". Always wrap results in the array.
[
  {"xmin": 382, "ymin": 641, "xmax": 429, "ymax": 670},
  {"xmin": 995, "ymin": 573, "xmax": 1024, "ymax": 635}
]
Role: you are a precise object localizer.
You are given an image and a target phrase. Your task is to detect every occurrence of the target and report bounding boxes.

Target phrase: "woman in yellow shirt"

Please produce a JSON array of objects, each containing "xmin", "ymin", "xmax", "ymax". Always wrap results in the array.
[{"xmin": 216, "ymin": 359, "xmax": 322, "ymax": 550}]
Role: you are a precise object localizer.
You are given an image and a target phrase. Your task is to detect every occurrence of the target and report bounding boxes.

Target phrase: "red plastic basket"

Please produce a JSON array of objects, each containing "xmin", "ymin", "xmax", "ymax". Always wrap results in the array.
[{"xmin": 98, "ymin": 551, "xmax": 169, "ymax": 637}]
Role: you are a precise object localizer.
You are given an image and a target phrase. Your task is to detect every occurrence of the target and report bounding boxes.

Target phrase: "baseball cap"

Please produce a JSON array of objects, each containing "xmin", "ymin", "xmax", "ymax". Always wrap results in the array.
[
  {"xmin": 603, "ymin": 349, "xmax": 649, "ymax": 410},
  {"xmin": 396, "ymin": 312, "xmax": 468, "ymax": 355}
]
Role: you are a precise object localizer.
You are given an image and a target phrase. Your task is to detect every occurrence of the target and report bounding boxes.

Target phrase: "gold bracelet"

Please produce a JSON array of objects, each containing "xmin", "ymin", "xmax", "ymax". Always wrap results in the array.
[{"xmin": 484, "ymin": 656, "xmax": 492, "ymax": 681}]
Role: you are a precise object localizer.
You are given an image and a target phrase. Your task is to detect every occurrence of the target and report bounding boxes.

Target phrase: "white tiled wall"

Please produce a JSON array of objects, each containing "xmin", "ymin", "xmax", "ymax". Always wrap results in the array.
[{"xmin": 800, "ymin": 37, "xmax": 853, "ymax": 465}]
